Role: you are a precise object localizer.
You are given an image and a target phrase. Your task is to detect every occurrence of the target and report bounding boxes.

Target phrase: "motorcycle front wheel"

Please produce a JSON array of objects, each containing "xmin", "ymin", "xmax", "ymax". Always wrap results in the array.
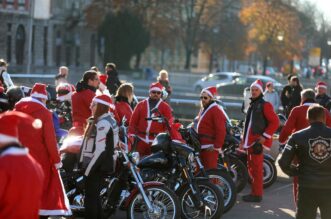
[
  {"xmin": 178, "ymin": 180, "xmax": 224, "ymax": 219},
  {"xmin": 127, "ymin": 185, "xmax": 180, "ymax": 219},
  {"xmin": 228, "ymin": 157, "xmax": 248, "ymax": 193},
  {"xmin": 263, "ymin": 157, "xmax": 277, "ymax": 188}
]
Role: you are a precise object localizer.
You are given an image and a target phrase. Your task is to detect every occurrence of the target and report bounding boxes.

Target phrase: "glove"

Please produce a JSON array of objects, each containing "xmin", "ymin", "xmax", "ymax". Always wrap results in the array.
[
  {"xmin": 55, "ymin": 162, "xmax": 63, "ymax": 169},
  {"xmin": 252, "ymin": 141, "xmax": 263, "ymax": 155}
]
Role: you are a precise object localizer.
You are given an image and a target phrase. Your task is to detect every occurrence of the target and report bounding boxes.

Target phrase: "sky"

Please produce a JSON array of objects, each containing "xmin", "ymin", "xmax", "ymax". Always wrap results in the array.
[{"xmin": 307, "ymin": 0, "xmax": 331, "ymax": 20}]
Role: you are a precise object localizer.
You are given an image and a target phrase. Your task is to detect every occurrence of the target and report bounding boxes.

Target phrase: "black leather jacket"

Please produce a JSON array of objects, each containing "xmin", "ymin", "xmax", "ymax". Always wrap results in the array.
[
  {"xmin": 243, "ymin": 95, "xmax": 267, "ymax": 138},
  {"xmin": 316, "ymin": 94, "xmax": 331, "ymax": 111},
  {"xmin": 278, "ymin": 122, "xmax": 331, "ymax": 189}
]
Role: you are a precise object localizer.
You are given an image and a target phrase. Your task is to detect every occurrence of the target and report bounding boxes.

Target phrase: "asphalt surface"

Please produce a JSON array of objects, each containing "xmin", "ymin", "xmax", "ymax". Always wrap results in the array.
[{"xmin": 51, "ymin": 157, "xmax": 310, "ymax": 219}]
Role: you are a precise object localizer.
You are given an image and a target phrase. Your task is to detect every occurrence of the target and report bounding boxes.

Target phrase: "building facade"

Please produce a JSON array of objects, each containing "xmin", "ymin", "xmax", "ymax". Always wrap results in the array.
[{"xmin": 0, "ymin": 0, "xmax": 101, "ymax": 74}]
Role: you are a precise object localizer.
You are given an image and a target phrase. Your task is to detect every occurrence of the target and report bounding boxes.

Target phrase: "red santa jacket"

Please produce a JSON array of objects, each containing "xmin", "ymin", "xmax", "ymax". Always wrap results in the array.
[
  {"xmin": 0, "ymin": 146, "xmax": 44, "ymax": 219},
  {"xmin": 71, "ymin": 88, "xmax": 95, "ymax": 135},
  {"xmin": 115, "ymin": 100, "xmax": 133, "ymax": 125},
  {"xmin": 129, "ymin": 98, "xmax": 173, "ymax": 143},
  {"xmin": 279, "ymin": 102, "xmax": 331, "ymax": 144},
  {"xmin": 14, "ymin": 97, "xmax": 72, "ymax": 216},
  {"xmin": 242, "ymin": 100, "xmax": 279, "ymax": 149},
  {"xmin": 195, "ymin": 102, "xmax": 227, "ymax": 150}
]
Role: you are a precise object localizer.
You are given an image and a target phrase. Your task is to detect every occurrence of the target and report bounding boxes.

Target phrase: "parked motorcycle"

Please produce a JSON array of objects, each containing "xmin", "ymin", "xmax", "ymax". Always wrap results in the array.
[
  {"xmin": 137, "ymin": 110, "xmax": 224, "ymax": 218},
  {"xmin": 179, "ymin": 126, "xmax": 237, "ymax": 213},
  {"xmin": 62, "ymin": 123, "xmax": 181, "ymax": 218}
]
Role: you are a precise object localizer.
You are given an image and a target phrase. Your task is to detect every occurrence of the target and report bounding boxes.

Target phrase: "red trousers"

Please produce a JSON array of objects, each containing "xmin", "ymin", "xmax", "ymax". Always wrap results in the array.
[
  {"xmin": 135, "ymin": 140, "xmax": 152, "ymax": 157},
  {"xmin": 247, "ymin": 147, "xmax": 264, "ymax": 196},
  {"xmin": 200, "ymin": 150, "xmax": 219, "ymax": 170}
]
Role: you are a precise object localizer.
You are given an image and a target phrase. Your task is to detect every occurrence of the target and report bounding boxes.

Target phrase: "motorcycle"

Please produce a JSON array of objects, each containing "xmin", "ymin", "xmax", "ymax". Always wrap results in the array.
[
  {"xmin": 227, "ymin": 120, "xmax": 278, "ymax": 189},
  {"xmin": 137, "ymin": 110, "xmax": 224, "ymax": 219},
  {"xmin": 62, "ymin": 121, "xmax": 181, "ymax": 218},
  {"xmin": 179, "ymin": 126, "xmax": 237, "ymax": 213}
]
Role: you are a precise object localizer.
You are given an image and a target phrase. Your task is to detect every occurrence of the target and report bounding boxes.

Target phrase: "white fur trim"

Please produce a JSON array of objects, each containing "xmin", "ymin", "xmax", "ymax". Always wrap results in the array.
[
  {"xmin": 317, "ymin": 85, "xmax": 327, "ymax": 89},
  {"xmin": 39, "ymin": 209, "xmax": 72, "ymax": 216},
  {"xmin": 55, "ymin": 162, "xmax": 63, "ymax": 169},
  {"xmin": 31, "ymin": 92, "xmax": 48, "ymax": 100},
  {"xmin": 197, "ymin": 102, "xmax": 218, "ymax": 131},
  {"xmin": 0, "ymin": 134, "xmax": 19, "ymax": 144},
  {"xmin": 17, "ymin": 97, "xmax": 47, "ymax": 109},
  {"xmin": 93, "ymin": 98, "xmax": 112, "ymax": 107},
  {"xmin": 263, "ymin": 132, "xmax": 271, "ymax": 139},
  {"xmin": 1, "ymin": 147, "xmax": 28, "ymax": 157},
  {"xmin": 250, "ymin": 82, "xmax": 263, "ymax": 93},
  {"xmin": 201, "ymin": 144, "xmax": 214, "ymax": 149},
  {"xmin": 201, "ymin": 89, "xmax": 213, "ymax": 98},
  {"xmin": 149, "ymin": 87, "xmax": 162, "ymax": 92}
]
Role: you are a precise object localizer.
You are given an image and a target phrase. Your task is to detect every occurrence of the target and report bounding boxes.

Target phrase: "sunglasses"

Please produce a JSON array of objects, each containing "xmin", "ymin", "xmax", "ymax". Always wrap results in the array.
[
  {"xmin": 200, "ymin": 96, "xmax": 209, "ymax": 100},
  {"xmin": 151, "ymin": 91, "xmax": 162, "ymax": 95}
]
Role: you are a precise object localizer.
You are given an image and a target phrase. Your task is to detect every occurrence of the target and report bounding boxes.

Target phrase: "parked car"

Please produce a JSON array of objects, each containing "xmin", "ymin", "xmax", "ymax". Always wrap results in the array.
[
  {"xmin": 194, "ymin": 72, "xmax": 242, "ymax": 92},
  {"xmin": 216, "ymin": 75, "xmax": 283, "ymax": 97}
]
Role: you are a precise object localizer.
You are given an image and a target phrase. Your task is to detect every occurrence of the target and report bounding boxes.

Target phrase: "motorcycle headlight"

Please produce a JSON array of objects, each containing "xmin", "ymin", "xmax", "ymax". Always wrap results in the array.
[
  {"xmin": 131, "ymin": 152, "xmax": 140, "ymax": 164},
  {"xmin": 188, "ymin": 152, "xmax": 195, "ymax": 163}
]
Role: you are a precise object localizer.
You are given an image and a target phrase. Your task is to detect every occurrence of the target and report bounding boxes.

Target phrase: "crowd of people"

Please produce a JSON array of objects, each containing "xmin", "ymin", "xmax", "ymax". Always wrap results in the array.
[{"xmin": 0, "ymin": 57, "xmax": 330, "ymax": 219}]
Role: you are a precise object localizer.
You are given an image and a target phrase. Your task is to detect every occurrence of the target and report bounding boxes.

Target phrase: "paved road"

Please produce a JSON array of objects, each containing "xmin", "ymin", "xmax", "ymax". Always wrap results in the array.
[{"xmin": 56, "ymin": 161, "xmax": 299, "ymax": 219}]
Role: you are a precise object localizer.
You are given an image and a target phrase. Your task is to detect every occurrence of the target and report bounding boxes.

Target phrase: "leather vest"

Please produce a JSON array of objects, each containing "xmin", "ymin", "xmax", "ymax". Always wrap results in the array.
[{"xmin": 250, "ymin": 98, "xmax": 267, "ymax": 135}]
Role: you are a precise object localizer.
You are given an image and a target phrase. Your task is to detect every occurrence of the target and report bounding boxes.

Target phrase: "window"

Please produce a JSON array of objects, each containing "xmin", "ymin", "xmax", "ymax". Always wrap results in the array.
[
  {"xmin": 15, "ymin": 24, "xmax": 25, "ymax": 65},
  {"xmin": 6, "ymin": 23, "xmax": 11, "ymax": 62},
  {"xmin": 43, "ymin": 26, "xmax": 48, "ymax": 65},
  {"xmin": 215, "ymin": 75, "xmax": 227, "ymax": 80}
]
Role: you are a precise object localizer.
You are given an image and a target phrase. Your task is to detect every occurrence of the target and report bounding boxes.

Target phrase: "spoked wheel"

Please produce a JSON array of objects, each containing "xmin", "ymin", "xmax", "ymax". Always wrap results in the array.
[
  {"xmin": 227, "ymin": 157, "xmax": 248, "ymax": 193},
  {"xmin": 127, "ymin": 185, "xmax": 180, "ymax": 219},
  {"xmin": 178, "ymin": 180, "xmax": 224, "ymax": 219},
  {"xmin": 204, "ymin": 169, "xmax": 236, "ymax": 213}
]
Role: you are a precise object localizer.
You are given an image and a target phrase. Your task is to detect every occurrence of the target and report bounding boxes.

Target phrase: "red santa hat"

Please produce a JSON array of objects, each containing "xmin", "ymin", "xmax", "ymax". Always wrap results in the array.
[
  {"xmin": 250, "ymin": 79, "xmax": 264, "ymax": 93},
  {"xmin": 0, "ymin": 111, "xmax": 42, "ymax": 144},
  {"xmin": 92, "ymin": 94, "xmax": 114, "ymax": 108},
  {"xmin": 99, "ymin": 74, "xmax": 108, "ymax": 85},
  {"xmin": 31, "ymin": 83, "xmax": 48, "ymax": 100},
  {"xmin": 149, "ymin": 82, "xmax": 163, "ymax": 92},
  {"xmin": 316, "ymin": 81, "xmax": 327, "ymax": 89},
  {"xmin": 201, "ymin": 86, "xmax": 217, "ymax": 98}
]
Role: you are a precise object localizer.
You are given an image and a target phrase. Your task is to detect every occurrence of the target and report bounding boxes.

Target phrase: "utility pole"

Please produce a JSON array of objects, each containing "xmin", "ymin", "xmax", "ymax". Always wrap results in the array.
[{"xmin": 26, "ymin": 0, "xmax": 35, "ymax": 74}]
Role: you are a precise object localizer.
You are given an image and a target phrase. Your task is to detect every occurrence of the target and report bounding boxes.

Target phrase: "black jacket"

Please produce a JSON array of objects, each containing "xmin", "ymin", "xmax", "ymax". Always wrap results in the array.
[
  {"xmin": 106, "ymin": 70, "xmax": 121, "ymax": 95},
  {"xmin": 278, "ymin": 122, "xmax": 331, "ymax": 189},
  {"xmin": 281, "ymin": 85, "xmax": 302, "ymax": 115},
  {"xmin": 316, "ymin": 94, "xmax": 331, "ymax": 111}
]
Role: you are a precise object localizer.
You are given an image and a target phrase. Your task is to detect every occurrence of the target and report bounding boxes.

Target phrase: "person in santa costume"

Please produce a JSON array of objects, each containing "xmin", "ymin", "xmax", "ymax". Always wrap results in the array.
[
  {"xmin": 0, "ymin": 111, "xmax": 44, "ymax": 219},
  {"xmin": 129, "ymin": 82, "xmax": 174, "ymax": 157},
  {"xmin": 193, "ymin": 86, "xmax": 227, "ymax": 169},
  {"xmin": 115, "ymin": 83, "xmax": 134, "ymax": 125},
  {"xmin": 80, "ymin": 94, "xmax": 119, "ymax": 219},
  {"xmin": 14, "ymin": 83, "xmax": 72, "ymax": 217},
  {"xmin": 279, "ymin": 88, "xmax": 331, "ymax": 205},
  {"xmin": 315, "ymin": 81, "xmax": 331, "ymax": 111},
  {"xmin": 71, "ymin": 70, "xmax": 99, "ymax": 136},
  {"xmin": 242, "ymin": 79, "xmax": 279, "ymax": 202}
]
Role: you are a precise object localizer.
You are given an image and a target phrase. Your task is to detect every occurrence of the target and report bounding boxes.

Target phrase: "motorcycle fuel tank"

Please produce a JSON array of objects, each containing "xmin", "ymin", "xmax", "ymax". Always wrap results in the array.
[{"xmin": 137, "ymin": 151, "xmax": 170, "ymax": 169}]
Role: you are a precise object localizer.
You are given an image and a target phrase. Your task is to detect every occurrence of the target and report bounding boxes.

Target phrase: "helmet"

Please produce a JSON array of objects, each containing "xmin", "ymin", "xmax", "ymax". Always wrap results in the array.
[
  {"xmin": 6, "ymin": 86, "xmax": 25, "ymax": 109},
  {"xmin": 56, "ymin": 83, "xmax": 75, "ymax": 102}
]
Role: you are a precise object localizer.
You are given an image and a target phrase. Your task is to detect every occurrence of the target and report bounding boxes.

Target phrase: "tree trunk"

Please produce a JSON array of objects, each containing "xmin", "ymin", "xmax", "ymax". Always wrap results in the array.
[
  {"xmin": 208, "ymin": 52, "xmax": 213, "ymax": 73},
  {"xmin": 135, "ymin": 53, "xmax": 141, "ymax": 70},
  {"xmin": 184, "ymin": 48, "xmax": 192, "ymax": 70},
  {"xmin": 263, "ymin": 56, "xmax": 268, "ymax": 75}
]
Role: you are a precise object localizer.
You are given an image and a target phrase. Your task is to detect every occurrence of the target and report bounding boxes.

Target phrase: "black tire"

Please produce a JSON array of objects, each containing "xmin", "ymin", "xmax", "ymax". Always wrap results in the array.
[
  {"xmin": 127, "ymin": 184, "xmax": 181, "ymax": 219},
  {"xmin": 178, "ymin": 180, "xmax": 224, "ymax": 219},
  {"xmin": 263, "ymin": 157, "xmax": 277, "ymax": 188},
  {"xmin": 204, "ymin": 169, "xmax": 237, "ymax": 213},
  {"xmin": 228, "ymin": 157, "xmax": 248, "ymax": 193}
]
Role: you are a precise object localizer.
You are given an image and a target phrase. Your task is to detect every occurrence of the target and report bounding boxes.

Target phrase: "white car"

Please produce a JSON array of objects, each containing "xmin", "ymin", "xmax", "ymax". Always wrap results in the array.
[{"xmin": 193, "ymin": 72, "xmax": 242, "ymax": 92}]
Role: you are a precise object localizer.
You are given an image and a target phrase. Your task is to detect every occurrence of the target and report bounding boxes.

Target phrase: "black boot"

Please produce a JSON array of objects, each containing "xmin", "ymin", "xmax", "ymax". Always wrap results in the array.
[{"xmin": 242, "ymin": 194, "xmax": 262, "ymax": 202}]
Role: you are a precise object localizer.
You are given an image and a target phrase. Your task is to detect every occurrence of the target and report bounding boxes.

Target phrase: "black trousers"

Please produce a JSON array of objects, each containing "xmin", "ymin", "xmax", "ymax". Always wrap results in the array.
[
  {"xmin": 85, "ymin": 171, "xmax": 103, "ymax": 219},
  {"xmin": 296, "ymin": 187, "xmax": 331, "ymax": 219}
]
